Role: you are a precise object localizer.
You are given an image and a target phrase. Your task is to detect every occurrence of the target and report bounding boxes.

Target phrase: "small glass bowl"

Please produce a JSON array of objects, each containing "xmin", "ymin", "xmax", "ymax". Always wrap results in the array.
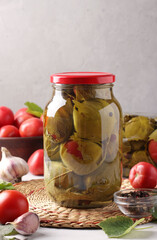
[{"xmin": 114, "ymin": 188, "xmax": 157, "ymax": 218}]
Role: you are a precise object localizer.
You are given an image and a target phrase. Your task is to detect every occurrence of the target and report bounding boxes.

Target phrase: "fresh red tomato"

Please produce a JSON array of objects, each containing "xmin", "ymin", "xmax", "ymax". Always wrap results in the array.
[
  {"xmin": 0, "ymin": 125, "xmax": 20, "ymax": 137},
  {"xmin": 14, "ymin": 107, "xmax": 33, "ymax": 128},
  {"xmin": 0, "ymin": 106, "xmax": 14, "ymax": 127},
  {"xmin": 0, "ymin": 190, "xmax": 29, "ymax": 224},
  {"xmin": 19, "ymin": 118, "xmax": 43, "ymax": 137},
  {"xmin": 28, "ymin": 149, "xmax": 44, "ymax": 175},
  {"xmin": 129, "ymin": 162, "xmax": 157, "ymax": 189},
  {"xmin": 14, "ymin": 112, "xmax": 33, "ymax": 128},
  {"xmin": 14, "ymin": 107, "xmax": 28, "ymax": 119},
  {"xmin": 148, "ymin": 140, "xmax": 157, "ymax": 164}
]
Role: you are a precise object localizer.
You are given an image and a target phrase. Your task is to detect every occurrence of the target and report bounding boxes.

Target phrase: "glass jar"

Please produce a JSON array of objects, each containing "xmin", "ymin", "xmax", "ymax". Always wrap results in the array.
[{"xmin": 43, "ymin": 72, "xmax": 123, "ymax": 208}]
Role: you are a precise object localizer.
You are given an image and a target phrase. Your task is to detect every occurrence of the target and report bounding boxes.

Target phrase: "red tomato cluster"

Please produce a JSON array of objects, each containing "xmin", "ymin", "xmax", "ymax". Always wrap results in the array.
[
  {"xmin": 0, "ymin": 106, "xmax": 44, "ymax": 176},
  {"xmin": 0, "ymin": 106, "xmax": 43, "ymax": 138}
]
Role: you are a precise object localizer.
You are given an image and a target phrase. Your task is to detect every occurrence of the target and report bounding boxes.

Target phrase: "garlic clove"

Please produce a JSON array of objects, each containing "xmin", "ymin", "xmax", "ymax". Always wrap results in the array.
[
  {"xmin": 7, "ymin": 212, "xmax": 40, "ymax": 236},
  {"xmin": 0, "ymin": 147, "xmax": 29, "ymax": 183}
]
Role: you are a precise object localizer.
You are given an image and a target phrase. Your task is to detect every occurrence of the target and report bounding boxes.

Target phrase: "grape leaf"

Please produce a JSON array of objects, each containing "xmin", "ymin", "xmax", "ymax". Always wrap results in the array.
[
  {"xmin": 0, "ymin": 181, "xmax": 15, "ymax": 190},
  {"xmin": 98, "ymin": 216, "xmax": 144, "ymax": 238},
  {"xmin": 25, "ymin": 102, "xmax": 43, "ymax": 117},
  {"xmin": 3, "ymin": 229, "xmax": 18, "ymax": 236},
  {"xmin": 0, "ymin": 225, "xmax": 14, "ymax": 237}
]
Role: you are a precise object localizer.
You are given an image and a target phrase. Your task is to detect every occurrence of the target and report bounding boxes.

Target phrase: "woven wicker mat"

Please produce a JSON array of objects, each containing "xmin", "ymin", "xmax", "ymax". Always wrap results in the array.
[{"xmin": 14, "ymin": 179, "xmax": 152, "ymax": 229}]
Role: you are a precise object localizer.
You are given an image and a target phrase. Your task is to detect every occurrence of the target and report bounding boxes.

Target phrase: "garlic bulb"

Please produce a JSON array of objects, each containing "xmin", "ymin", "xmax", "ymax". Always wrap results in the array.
[{"xmin": 0, "ymin": 147, "xmax": 29, "ymax": 183}]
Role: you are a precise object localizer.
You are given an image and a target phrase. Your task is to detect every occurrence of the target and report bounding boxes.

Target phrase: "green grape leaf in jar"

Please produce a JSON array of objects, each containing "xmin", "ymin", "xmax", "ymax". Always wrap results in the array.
[
  {"xmin": 44, "ymin": 134, "xmax": 60, "ymax": 160},
  {"xmin": 74, "ymin": 85, "xmax": 96, "ymax": 101},
  {"xmin": 53, "ymin": 170, "xmax": 84, "ymax": 190},
  {"xmin": 60, "ymin": 135, "xmax": 105, "ymax": 176},
  {"xmin": 45, "ymin": 161, "xmax": 73, "ymax": 189},
  {"xmin": 73, "ymin": 99, "xmax": 115, "ymax": 142},
  {"xmin": 45, "ymin": 162, "xmax": 88, "ymax": 206},
  {"xmin": 61, "ymin": 88, "xmax": 75, "ymax": 100},
  {"xmin": 45, "ymin": 98, "xmax": 73, "ymax": 143},
  {"xmin": 124, "ymin": 116, "xmax": 155, "ymax": 141},
  {"xmin": 84, "ymin": 153, "xmax": 121, "ymax": 191}
]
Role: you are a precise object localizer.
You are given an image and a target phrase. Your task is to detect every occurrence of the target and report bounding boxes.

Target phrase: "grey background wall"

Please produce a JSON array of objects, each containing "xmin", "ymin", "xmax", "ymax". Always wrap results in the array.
[{"xmin": 0, "ymin": 0, "xmax": 157, "ymax": 115}]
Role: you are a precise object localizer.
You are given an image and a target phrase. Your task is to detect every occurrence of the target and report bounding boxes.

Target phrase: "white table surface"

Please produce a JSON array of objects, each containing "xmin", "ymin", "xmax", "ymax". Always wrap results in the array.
[{"xmin": 20, "ymin": 173, "xmax": 157, "ymax": 240}]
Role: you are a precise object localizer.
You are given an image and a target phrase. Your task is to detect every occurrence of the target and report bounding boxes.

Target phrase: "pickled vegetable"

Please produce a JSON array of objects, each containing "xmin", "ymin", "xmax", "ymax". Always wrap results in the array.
[
  {"xmin": 44, "ymin": 134, "xmax": 60, "ymax": 160},
  {"xmin": 130, "ymin": 151, "xmax": 154, "ymax": 168},
  {"xmin": 73, "ymin": 99, "xmax": 115, "ymax": 141},
  {"xmin": 124, "ymin": 116, "xmax": 154, "ymax": 141},
  {"xmin": 44, "ymin": 154, "xmax": 121, "ymax": 208},
  {"xmin": 122, "ymin": 114, "xmax": 157, "ymax": 177},
  {"xmin": 44, "ymin": 84, "xmax": 122, "ymax": 208},
  {"xmin": 45, "ymin": 98, "xmax": 73, "ymax": 143},
  {"xmin": 60, "ymin": 136, "xmax": 104, "ymax": 175},
  {"xmin": 74, "ymin": 85, "xmax": 96, "ymax": 101},
  {"xmin": 123, "ymin": 140, "xmax": 146, "ymax": 153}
]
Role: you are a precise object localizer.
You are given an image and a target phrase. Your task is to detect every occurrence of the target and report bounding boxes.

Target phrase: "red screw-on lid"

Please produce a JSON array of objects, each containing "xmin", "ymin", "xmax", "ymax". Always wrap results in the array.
[{"xmin": 50, "ymin": 72, "xmax": 115, "ymax": 84}]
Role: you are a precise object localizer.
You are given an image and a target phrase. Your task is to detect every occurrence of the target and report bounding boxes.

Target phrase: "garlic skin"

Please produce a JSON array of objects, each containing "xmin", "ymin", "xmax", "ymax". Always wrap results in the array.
[
  {"xmin": 8, "ymin": 212, "xmax": 40, "ymax": 236},
  {"xmin": 0, "ymin": 147, "xmax": 29, "ymax": 183}
]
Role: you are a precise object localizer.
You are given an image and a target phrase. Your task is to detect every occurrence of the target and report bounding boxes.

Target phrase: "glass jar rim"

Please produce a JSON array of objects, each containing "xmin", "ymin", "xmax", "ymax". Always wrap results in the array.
[{"xmin": 50, "ymin": 72, "xmax": 115, "ymax": 84}]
